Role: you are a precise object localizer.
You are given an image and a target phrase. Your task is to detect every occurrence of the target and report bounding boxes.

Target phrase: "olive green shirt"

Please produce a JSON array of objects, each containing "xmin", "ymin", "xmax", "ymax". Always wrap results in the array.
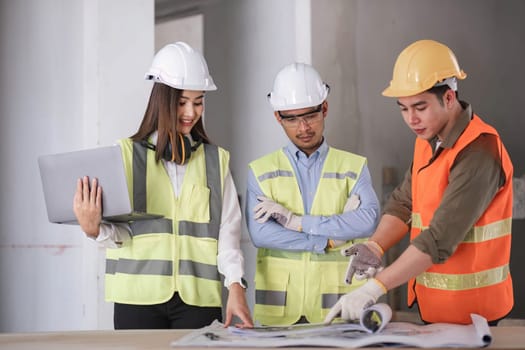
[{"xmin": 384, "ymin": 102, "xmax": 506, "ymax": 263}]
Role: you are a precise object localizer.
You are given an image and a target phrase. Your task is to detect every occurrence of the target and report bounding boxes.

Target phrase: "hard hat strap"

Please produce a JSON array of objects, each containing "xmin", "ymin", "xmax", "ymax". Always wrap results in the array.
[{"xmin": 433, "ymin": 77, "xmax": 458, "ymax": 91}]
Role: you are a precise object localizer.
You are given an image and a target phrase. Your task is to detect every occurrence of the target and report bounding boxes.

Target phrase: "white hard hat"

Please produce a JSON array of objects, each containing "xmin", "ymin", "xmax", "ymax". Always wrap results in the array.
[
  {"xmin": 267, "ymin": 62, "xmax": 329, "ymax": 111},
  {"xmin": 145, "ymin": 41, "xmax": 217, "ymax": 91}
]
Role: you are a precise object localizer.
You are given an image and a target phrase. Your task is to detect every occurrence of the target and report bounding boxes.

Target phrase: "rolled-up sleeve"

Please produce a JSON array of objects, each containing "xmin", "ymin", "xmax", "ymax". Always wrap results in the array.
[{"xmin": 383, "ymin": 167, "xmax": 413, "ymax": 224}]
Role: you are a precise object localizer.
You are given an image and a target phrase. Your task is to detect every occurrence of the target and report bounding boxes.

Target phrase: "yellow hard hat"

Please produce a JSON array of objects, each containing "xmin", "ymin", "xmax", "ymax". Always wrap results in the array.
[{"xmin": 382, "ymin": 40, "xmax": 467, "ymax": 97}]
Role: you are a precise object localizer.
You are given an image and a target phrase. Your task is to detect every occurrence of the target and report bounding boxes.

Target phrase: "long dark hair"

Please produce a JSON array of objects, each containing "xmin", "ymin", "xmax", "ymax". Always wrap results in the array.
[{"xmin": 131, "ymin": 83, "xmax": 211, "ymax": 162}]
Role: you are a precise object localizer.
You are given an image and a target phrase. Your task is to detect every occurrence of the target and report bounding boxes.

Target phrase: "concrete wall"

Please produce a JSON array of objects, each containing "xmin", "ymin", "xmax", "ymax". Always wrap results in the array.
[
  {"xmin": 201, "ymin": 0, "xmax": 309, "ymax": 313},
  {"xmin": 0, "ymin": 0, "xmax": 153, "ymax": 331},
  {"xmin": 155, "ymin": 14, "xmax": 203, "ymax": 52}
]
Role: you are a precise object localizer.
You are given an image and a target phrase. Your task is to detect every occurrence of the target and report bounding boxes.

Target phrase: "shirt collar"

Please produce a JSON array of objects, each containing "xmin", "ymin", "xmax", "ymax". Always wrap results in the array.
[
  {"xmin": 431, "ymin": 101, "xmax": 472, "ymax": 150},
  {"xmin": 285, "ymin": 138, "xmax": 328, "ymax": 160}
]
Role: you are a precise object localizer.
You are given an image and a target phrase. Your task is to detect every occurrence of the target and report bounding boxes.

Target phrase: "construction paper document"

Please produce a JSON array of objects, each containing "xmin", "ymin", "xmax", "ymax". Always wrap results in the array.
[{"xmin": 171, "ymin": 303, "xmax": 492, "ymax": 348}]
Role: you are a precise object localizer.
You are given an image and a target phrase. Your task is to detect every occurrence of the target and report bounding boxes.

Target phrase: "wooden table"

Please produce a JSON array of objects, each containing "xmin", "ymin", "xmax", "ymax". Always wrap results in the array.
[{"xmin": 1, "ymin": 327, "xmax": 524, "ymax": 349}]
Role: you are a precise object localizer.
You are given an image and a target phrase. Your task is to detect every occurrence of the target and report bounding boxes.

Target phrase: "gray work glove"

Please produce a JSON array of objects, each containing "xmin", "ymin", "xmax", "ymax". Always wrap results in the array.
[
  {"xmin": 253, "ymin": 196, "xmax": 302, "ymax": 231},
  {"xmin": 341, "ymin": 242, "xmax": 384, "ymax": 284}
]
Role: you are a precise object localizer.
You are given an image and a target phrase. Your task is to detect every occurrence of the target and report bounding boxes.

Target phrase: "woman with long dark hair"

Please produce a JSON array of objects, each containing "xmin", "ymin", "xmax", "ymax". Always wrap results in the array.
[{"xmin": 73, "ymin": 42, "xmax": 253, "ymax": 330}]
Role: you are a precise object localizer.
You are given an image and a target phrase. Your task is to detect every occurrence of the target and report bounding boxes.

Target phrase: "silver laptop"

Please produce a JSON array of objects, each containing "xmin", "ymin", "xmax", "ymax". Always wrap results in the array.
[{"xmin": 38, "ymin": 145, "xmax": 163, "ymax": 224}]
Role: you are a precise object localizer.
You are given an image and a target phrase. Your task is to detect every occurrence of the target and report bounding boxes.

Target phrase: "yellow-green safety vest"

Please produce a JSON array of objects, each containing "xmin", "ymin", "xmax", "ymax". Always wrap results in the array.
[
  {"xmin": 105, "ymin": 138, "xmax": 229, "ymax": 306},
  {"xmin": 249, "ymin": 147, "xmax": 368, "ymax": 325}
]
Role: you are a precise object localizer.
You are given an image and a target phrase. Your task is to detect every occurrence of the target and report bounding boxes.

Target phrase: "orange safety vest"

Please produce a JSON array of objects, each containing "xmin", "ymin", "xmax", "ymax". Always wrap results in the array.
[{"xmin": 409, "ymin": 115, "xmax": 513, "ymax": 324}]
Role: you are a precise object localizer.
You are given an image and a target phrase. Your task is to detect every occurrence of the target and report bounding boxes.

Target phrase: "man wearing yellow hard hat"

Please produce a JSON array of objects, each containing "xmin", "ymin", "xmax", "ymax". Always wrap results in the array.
[{"xmin": 325, "ymin": 39, "xmax": 514, "ymax": 326}]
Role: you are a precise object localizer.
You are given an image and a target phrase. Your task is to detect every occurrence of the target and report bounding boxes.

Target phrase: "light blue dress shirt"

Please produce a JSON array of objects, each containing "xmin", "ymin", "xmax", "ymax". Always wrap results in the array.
[{"xmin": 245, "ymin": 140, "xmax": 380, "ymax": 254}]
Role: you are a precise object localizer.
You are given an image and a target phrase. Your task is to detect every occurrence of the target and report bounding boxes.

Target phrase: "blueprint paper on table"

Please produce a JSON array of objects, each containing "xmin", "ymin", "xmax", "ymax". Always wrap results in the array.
[{"xmin": 171, "ymin": 303, "xmax": 492, "ymax": 348}]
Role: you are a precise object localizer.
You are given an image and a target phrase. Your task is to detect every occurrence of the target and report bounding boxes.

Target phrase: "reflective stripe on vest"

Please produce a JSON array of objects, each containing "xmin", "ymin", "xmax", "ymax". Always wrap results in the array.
[
  {"xmin": 255, "ymin": 289, "xmax": 347, "ymax": 309},
  {"xmin": 179, "ymin": 259, "xmax": 221, "ymax": 281},
  {"xmin": 412, "ymin": 214, "xmax": 512, "ymax": 244},
  {"xmin": 256, "ymin": 290, "xmax": 286, "ymax": 307},
  {"xmin": 105, "ymin": 139, "xmax": 225, "ymax": 306},
  {"xmin": 257, "ymin": 247, "xmax": 358, "ymax": 261},
  {"xmin": 416, "ymin": 264, "xmax": 510, "ymax": 291},
  {"xmin": 409, "ymin": 115, "xmax": 513, "ymax": 324},
  {"xmin": 257, "ymin": 170, "xmax": 357, "ymax": 182},
  {"xmin": 106, "ymin": 258, "xmax": 173, "ymax": 276},
  {"xmin": 257, "ymin": 170, "xmax": 294, "ymax": 182},
  {"xmin": 412, "ymin": 213, "xmax": 511, "ymax": 290},
  {"xmin": 129, "ymin": 218, "xmax": 173, "ymax": 236},
  {"xmin": 250, "ymin": 147, "xmax": 367, "ymax": 325}
]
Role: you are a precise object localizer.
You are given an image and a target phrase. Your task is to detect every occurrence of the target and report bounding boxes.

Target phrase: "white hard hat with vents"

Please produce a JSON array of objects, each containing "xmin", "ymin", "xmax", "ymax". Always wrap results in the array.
[
  {"xmin": 145, "ymin": 41, "xmax": 217, "ymax": 91},
  {"xmin": 268, "ymin": 62, "xmax": 329, "ymax": 111}
]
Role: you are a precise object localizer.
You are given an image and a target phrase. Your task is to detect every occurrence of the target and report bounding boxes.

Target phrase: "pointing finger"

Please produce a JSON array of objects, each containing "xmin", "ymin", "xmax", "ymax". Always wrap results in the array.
[{"xmin": 324, "ymin": 299, "xmax": 342, "ymax": 324}]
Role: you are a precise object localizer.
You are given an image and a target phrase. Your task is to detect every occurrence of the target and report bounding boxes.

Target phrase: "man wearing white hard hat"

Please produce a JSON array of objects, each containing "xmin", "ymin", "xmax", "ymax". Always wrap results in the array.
[
  {"xmin": 325, "ymin": 39, "xmax": 514, "ymax": 326},
  {"xmin": 245, "ymin": 62, "xmax": 380, "ymax": 326},
  {"xmin": 73, "ymin": 42, "xmax": 253, "ymax": 329}
]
